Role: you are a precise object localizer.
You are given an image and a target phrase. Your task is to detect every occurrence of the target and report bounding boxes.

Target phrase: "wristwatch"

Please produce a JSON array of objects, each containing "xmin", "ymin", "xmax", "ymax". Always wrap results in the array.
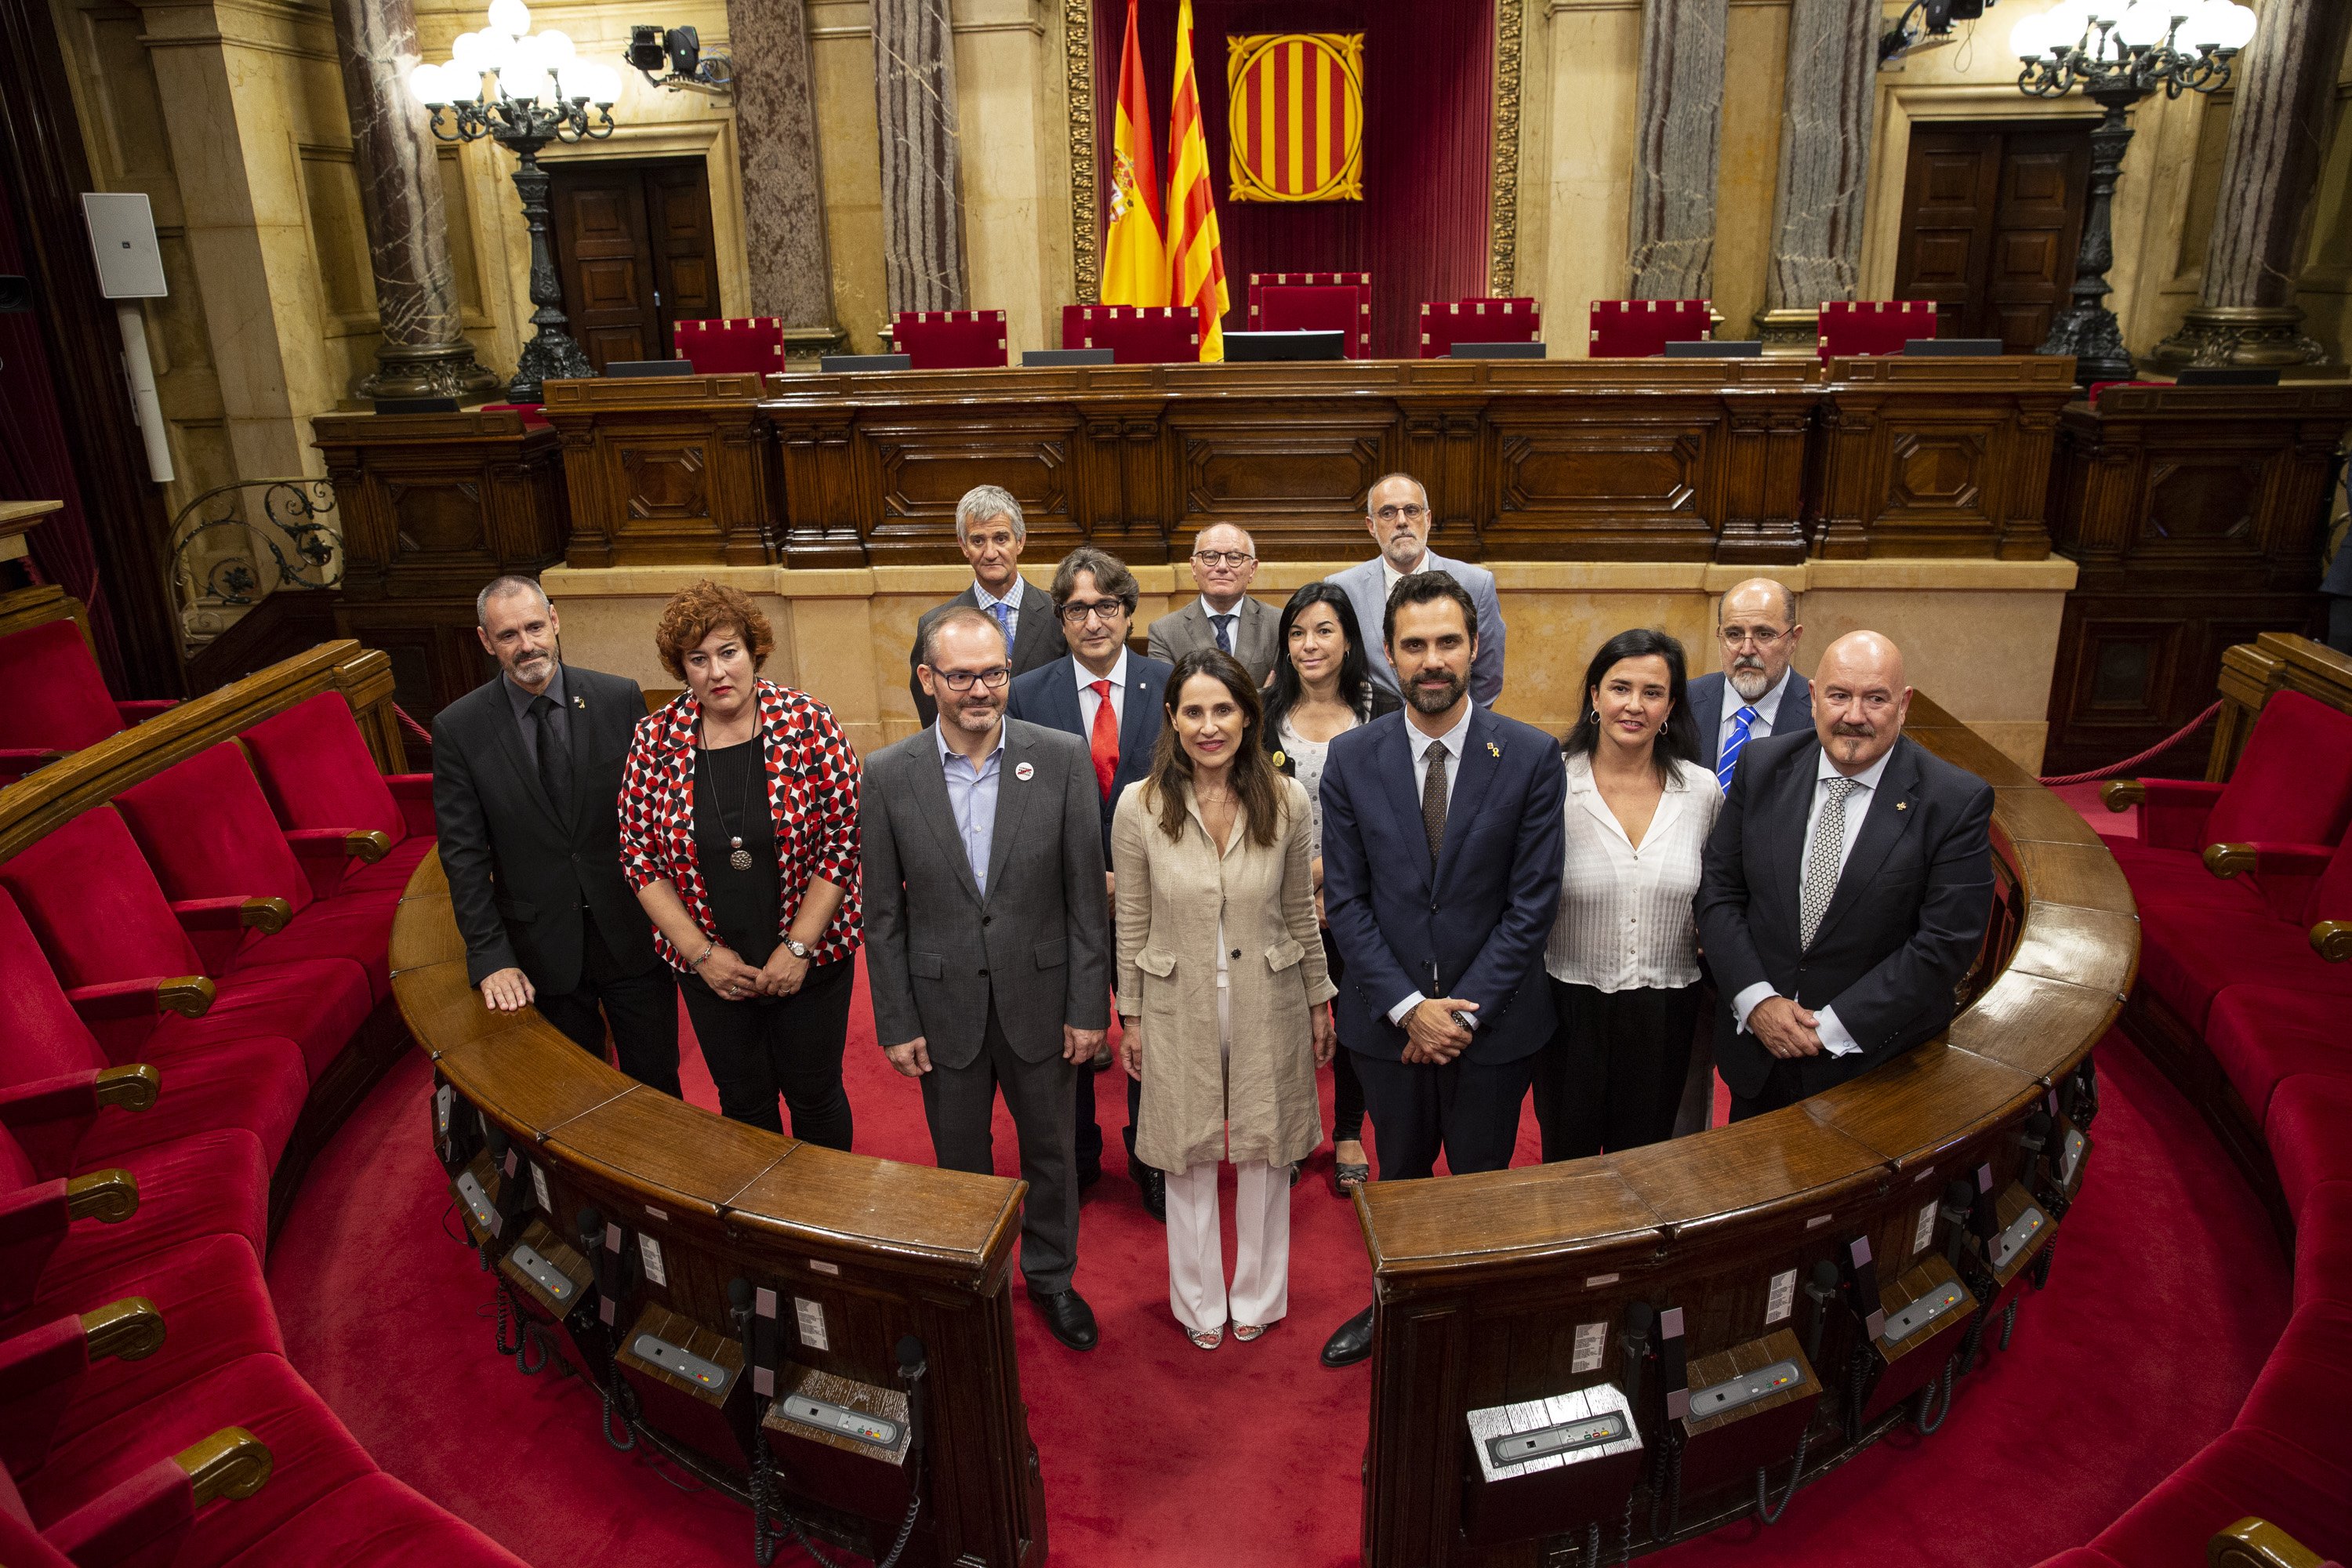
[{"xmin": 783, "ymin": 936, "xmax": 812, "ymax": 961}]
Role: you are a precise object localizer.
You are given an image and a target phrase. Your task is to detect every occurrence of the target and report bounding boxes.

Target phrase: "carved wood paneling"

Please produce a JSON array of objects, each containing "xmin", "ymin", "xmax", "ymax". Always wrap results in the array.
[{"xmin": 541, "ymin": 374, "xmax": 772, "ymax": 568}]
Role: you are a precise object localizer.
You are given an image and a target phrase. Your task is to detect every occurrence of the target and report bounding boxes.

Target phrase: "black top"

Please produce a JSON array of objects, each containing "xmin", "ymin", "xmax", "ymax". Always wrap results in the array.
[{"xmin": 693, "ymin": 739, "xmax": 781, "ymax": 971}]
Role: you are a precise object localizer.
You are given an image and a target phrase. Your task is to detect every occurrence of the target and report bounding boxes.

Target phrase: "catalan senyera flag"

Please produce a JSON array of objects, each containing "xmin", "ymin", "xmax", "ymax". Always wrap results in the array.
[
  {"xmin": 1166, "ymin": 0, "xmax": 1229, "ymax": 361},
  {"xmin": 1225, "ymin": 33, "xmax": 1364, "ymax": 203},
  {"xmin": 1100, "ymin": 0, "xmax": 1167, "ymax": 307}
]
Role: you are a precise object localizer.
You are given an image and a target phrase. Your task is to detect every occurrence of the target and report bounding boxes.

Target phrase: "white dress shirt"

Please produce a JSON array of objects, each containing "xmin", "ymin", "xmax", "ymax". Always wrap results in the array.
[
  {"xmin": 1388, "ymin": 702, "xmax": 1475, "ymax": 1026},
  {"xmin": 935, "ymin": 721, "xmax": 1004, "ymax": 897},
  {"xmin": 1731, "ymin": 745, "xmax": 1897, "ymax": 1057},
  {"xmin": 1715, "ymin": 666, "xmax": 1795, "ymax": 772},
  {"xmin": 971, "ymin": 578, "xmax": 1021, "ymax": 648},
  {"xmin": 1073, "ymin": 648, "xmax": 1129, "ymax": 734},
  {"xmin": 1378, "ymin": 550, "xmax": 1427, "ymax": 603},
  {"xmin": 1546, "ymin": 753, "xmax": 1722, "ymax": 992}
]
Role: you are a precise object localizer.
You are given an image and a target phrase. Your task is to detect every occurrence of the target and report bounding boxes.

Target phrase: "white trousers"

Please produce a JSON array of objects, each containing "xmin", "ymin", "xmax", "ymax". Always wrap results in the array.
[{"xmin": 1164, "ymin": 975, "xmax": 1292, "ymax": 1332}]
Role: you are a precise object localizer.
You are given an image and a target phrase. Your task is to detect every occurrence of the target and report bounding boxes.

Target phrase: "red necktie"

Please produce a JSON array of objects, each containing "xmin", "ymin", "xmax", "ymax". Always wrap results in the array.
[{"xmin": 1089, "ymin": 679, "xmax": 1118, "ymax": 800}]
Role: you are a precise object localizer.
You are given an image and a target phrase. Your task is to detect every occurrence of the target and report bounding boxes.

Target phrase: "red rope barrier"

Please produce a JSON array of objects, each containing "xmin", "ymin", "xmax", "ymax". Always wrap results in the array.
[
  {"xmin": 393, "ymin": 702, "xmax": 434, "ymax": 745},
  {"xmin": 2037, "ymin": 699, "xmax": 2223, "ymax": 788}
]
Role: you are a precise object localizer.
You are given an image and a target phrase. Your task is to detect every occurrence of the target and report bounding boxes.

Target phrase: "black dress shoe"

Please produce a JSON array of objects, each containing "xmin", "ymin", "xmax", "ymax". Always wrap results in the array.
[
  {"xmin": 1036, "ymin": 1289, "xmax": 1099, "ymax": 1351},
  {"xmin": 1320, "ymin": 1304, "xmax": 1374, "ymax": 1368},
  {"xmin": 1138, "ymin": 1166, "xmax": 1167, "ymax": 1223},
  {"xmin": 1077, "ymin": 1163, "xmax": 1102, "ymax": 1190}
]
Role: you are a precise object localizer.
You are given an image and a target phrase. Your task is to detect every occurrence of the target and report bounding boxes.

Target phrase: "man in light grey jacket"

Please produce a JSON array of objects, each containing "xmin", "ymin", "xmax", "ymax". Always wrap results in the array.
[
  {"xmin": 1327, "ymin": 473, "xmax": 1505, "ymax": 706},
  {"xmin": 862, "ymin": 607, "xmax": 1112, "ymax": 1352}
]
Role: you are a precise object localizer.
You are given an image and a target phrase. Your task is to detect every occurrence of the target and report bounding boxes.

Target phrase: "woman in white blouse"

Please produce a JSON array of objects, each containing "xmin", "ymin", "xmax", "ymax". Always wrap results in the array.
[{"xmin": 1534, "ymin": 629, "xmax": 1722, "ymax": 1160}]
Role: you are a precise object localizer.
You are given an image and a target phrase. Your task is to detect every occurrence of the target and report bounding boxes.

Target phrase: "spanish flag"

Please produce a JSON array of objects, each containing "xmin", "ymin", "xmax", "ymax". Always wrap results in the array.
[
  {"xmin": 1101, "ymin": 0, "xmax": 1167, "ymax": 307},
  {"xmin": 1166, "ymin": 0, "xmax": 1229, "ymax": 361}
]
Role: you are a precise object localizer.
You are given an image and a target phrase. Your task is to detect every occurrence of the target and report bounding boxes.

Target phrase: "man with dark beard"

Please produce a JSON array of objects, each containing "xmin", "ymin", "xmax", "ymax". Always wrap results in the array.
[
  {"xmin": 1686, "ymin": 577, "xmax": 1810, "ymax": 793},
  {"xmin": 1311, "ymin": 572, "xmax": 1566, "ymax": 1368},
  {"xmin": 1697, "ymin": 632, "xmax": 1994, "ymax": 1120}
]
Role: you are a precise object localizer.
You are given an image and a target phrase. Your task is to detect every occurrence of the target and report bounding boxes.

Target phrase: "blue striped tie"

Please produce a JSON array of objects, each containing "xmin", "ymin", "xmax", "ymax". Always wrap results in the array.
[
  {"xmin": 989, "ymin": 599, "xmax": 1013, "ymax": 645},
  {"xmin": 1717, "ymin": 704, "xmax": 1759, "ymax": 790}
]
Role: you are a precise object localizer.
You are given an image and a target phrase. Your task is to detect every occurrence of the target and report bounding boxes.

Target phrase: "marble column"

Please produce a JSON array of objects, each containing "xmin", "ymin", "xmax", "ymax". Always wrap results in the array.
[
  {"xmin": 871, "ymin": 0, "xmax": 968, "ymax": 314},
  {"xmin": 1754, "ymin": 0, "xmax": 1876, "ymax": 352},
  {"xmin": 1625, "ymin": 0, "xmax": 1728, "ymax": 299},
  {"xmin": 2154, "ymin": 0, "xmax": 2351, "ymax": 367},
  {"xmin": 723, "ymin": 0, "xmax": 841, "ymax": 355},
  {"xmin": 326, "ymin": 0, "xmax": 500, "ymax": 400}
]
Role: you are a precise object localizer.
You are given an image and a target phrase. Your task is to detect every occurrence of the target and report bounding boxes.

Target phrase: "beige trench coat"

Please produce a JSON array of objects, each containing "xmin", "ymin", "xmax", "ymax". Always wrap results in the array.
[{"xmin": 1111, "ymin": 775, "xmax": 1337, "ymax": 1174}]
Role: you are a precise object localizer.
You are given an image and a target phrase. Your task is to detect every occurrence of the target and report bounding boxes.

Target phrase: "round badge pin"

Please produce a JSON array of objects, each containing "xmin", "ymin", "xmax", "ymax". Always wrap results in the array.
[{"xmin": 1014, "ymin": 761, "xmax": 1035, "ymax": 781}]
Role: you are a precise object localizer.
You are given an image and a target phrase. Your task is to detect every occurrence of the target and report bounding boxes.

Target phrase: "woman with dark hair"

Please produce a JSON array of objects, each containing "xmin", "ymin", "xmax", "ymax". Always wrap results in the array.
[
  {"xmin": 1262, "ymin": 582, "xmax": 1399, "ymax": 1196},
  {"xmin": 619, "ymin": 580, "xmax": 863, "ymax": 1147},
  {"xmin": 1113, "ymin": 649, "xmax": 1334, "ymax": 1349},
  {"xmin": 1532, "ymin": 628, "xmax": 1720, "ymax": 1160}
]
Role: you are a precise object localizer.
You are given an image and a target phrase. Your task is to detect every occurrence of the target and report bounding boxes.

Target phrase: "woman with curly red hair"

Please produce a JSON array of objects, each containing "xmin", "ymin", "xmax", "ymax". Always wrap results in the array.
[{"xmin": 618, "ymin": 580, "xmax": 864, "ymax": 1145}]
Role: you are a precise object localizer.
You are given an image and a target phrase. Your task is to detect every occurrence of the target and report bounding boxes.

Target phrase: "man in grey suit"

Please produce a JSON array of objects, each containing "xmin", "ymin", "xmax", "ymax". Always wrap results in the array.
[
  {"xmin": 1327, "ymin": 473, "xmax": 1505, "ymax": 706},
  {"xmin": 864, "ymin": 607, "xmax": 1110, "ymax": 1352},
  {"xmin": 906, "ymin": 485, "xmax": 1068, "ymax": 728},
  {"xmin": 1146, "ymin": 522, "xmax": 1279, "ymax": 685}
]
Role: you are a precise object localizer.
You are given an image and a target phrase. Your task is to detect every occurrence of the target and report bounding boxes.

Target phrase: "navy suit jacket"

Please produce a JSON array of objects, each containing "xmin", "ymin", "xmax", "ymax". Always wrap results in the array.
[
  {"xmin": 1695, "ymin": 730, "xmax": 1996, "ymax": 1099},
  {"xmin": 1686, "ymin": 668, "xmax": 1813, "ymax": 781},
  {"xmin": 1006, "ymin": 652, "xmax": 1172, "ymax": 859},
  {"xmin": 1319, "ymin": 706, "xmax": 1566, "ymax": 1065}
]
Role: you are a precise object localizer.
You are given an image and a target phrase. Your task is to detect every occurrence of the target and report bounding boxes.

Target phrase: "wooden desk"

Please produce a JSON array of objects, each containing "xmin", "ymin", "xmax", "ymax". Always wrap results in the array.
[
  {"xmin": 1354, "ymin": 695, "xmax": 2134, "ymax": 1564},
  {"xmin": 528, "ymin": 357, "xmax": 2077, "ymax": 571}
]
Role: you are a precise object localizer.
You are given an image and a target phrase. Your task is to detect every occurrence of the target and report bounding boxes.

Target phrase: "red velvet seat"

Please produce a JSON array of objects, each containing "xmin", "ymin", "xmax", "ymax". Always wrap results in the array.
[
  {"xmin": 2205, "ymin": 985, "xmax": 2352, "ymax": 1126},
  {"xmin": 2296, "ymin": 1182, "xmax": 2352, "ymax": 1312},
  {"xmin": 116, "ymin": 744, "xmax": 396, "ymax": 1001},
  {"xmin": 2234, "ymin": 1301, "xmax": 2352, "ymax": 1457},
  {"xmin": 2268, "ymin": 1074, "xmax": 2352, "ymax": 1227},
  {"xmin": 0, "ymin": 619, "xmax": 176, "ymax": 785},
  {"xmin": 236, "ymin": 693, "xmax": 434, "ymax": 906},
  {"xmin": 17, "ymin": 1350, "xmax": 377, "ymax": 1567},
  {"xmin": 1817, "ymin": 299, "xmax": 1938, "ymax": 358},
  {"xmin": 0, "ymin": 891, "xmax": 308, "ymax": 1168},
  {"xmin": 2101, "ymin": 841, "xmax": 2269, "ymax": 916},
  {"xmin": 2088, "ymin": 1425, "xmax": 2352, "ymax": 1566},
  {"xmin": 889, "ymin": 310, "xmax": 1008, "ymax": 371},
  {"xmin": 2, "ymin": 1235, "xmax": 283, "ymax": 1478},
  {"xmin": 19, "ymin": 1128, "xmax": 270, "ymax": 1299},
  {"xmin": 0, "ymin": 808, "xmax": 373, "ymax": 1082},
  {"xmin": 216, "ymin": 1472, "xmax": 531, "ymax": 1567},
  {"xmin": 1588, "ymin": 299, "xmax": 1711, "ymax": 358},
  {"xmin": 668, "ymin": 317, "xmax": 784, "ymax": 377},
  {"xmin": 1059, "ymin": 304, "xmax": 1198, "ymax": 363},
  {"xmin": 2136, "ymin": 902, "xmax": 2352, "ymax": 1032},
  {"xmin": 1247, "ymin": 272, "xmax": 1372, "ymax": 358},
  {"xmin": 1417, "ymin": 297, "xmax": 1539, "ymax": 358}
]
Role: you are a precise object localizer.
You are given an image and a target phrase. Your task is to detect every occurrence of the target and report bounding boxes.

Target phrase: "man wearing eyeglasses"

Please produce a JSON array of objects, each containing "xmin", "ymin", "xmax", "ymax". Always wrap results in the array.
[
  {"xmin": 1686, "ymin": 578, "xmax": 1811, "ymax": 794},
  {"xmin": 906, "ymin": 485, "xmax": 1067, "ymax": 729},
  {"xmin": 1147, "ymin": 523, "xmax": 1278, "ymax": 685},
  {"xmin": 1328, "ymin": 473, "xmax": 1506, "ymax": 706},
  {"xmin": 1008, "ymin": 546, "xmax": 1174, "ymax": 1217},
  {"xmin": 863, "ymin": 607, "xmax": 1111, "ymax": 1352}
]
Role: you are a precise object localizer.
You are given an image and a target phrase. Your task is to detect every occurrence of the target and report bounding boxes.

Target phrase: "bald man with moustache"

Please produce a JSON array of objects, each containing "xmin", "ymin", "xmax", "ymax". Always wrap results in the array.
[{"xmin": 1694, "ymin": 632, "xmax": 1996, "ymax": 1119}]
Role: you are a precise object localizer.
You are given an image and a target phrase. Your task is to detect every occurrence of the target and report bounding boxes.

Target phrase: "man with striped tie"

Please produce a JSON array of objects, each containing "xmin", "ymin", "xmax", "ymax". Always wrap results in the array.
[
  {"xmin": 1684, "ymin": 578, "xmax": 1811, "ymax": 794},
  {"xmin": 907, "ymin": 486, "xmax": 1068, "ymax": 729},
  {"xmin": 1695, "ymin": 633, "xmax": 1994, "ymax": 1120}
]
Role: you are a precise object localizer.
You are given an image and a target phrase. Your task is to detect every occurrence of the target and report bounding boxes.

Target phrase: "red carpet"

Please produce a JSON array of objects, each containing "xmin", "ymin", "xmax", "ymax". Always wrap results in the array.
[{"xmin": 268, "ymin": 977, "xmax": 2287, "ymax": 1568}]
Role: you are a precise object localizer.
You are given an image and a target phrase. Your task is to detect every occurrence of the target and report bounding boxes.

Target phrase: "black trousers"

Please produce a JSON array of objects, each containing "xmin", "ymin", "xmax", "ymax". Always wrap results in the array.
[
  {"xmin": 1077, "ymin": 915, "xmax": 1138, "ymax": 1178},
  {"xmin": 923, "ymin": 994, "xmax": 1078, "ymax": 1295},
  {"xmin": 1729, "ymin": 1057, "xmax": 1810, "ymax": 1123},
  {"xmin": 1323, "ymin": 931, "xmax": 1364, "ymax": 1145},
  {"xmin": 679, "ymin": 958, "xmax": 855, "ymax": 1148},
  {"xmin": 535, "ymin": 917, "xmax": 683, "ymax": 1097},
  {"xmin": 1532, "ymin": 979, "xmax": 1703, "ymax": 1161},
  {"xmin": 1351, "ymin": 1048, "xmax": 1534, "ymax": 1182}
]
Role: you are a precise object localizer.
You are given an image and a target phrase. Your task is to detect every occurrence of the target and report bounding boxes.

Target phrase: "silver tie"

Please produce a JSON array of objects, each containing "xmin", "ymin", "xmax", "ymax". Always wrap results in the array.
[{"xmin": 1799, "ymin": 778, "xmax": 1861, "ymax": 950}]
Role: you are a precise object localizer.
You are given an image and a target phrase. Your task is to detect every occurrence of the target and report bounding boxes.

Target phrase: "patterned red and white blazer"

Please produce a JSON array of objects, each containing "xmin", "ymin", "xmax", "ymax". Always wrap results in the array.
[{"xmin": 618, "ymin": 678, "xmax": 864, "ymax": 972}]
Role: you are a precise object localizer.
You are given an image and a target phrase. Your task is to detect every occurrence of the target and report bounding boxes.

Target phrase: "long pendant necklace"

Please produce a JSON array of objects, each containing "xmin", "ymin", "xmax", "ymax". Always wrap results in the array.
[{"xmin": 699, "ymin": 715, "xmax": 761, "ymax": 872}]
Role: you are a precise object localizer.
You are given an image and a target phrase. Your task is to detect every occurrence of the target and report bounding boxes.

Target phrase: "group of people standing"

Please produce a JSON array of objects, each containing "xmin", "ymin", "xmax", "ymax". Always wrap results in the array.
[{"xmin": 432, "ymin": 473, "xmax": 1997, "ymax": 1368}]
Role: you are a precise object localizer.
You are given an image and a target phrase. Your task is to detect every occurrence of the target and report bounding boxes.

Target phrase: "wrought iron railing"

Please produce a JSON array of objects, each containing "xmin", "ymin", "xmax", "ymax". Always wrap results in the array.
[{"xmin": 168, "ymin": 477, "xmax": 341, "ymax": 651}]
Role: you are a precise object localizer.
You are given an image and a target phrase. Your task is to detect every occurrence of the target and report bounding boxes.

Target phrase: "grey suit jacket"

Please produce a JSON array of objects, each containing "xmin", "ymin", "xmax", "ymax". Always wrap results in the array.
[
  {"xmin": 1327, "ymin": 551, "xmax": 1505, "ymax": 706},
  {"xmin": 1147, "ymin": 595, "xmax": 1279, "ymax": 686},
  {"xmin": 860, "ymin": 718, "xmax": 1110, "ymax": 1069},
  {"xmin": 907, "ymin": 579, "xmax": 1068, "ymax": 728}
]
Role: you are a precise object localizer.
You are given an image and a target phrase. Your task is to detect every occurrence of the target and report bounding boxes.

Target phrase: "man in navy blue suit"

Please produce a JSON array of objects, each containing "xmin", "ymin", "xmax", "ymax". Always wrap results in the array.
[
  {"xmin": 1007, "ymin": 546, "xmax": 1173, "ymax": 1219},
  {"xmin": 1314, "ymin": 572, "xmax": 1566, "ymax": 1367}
]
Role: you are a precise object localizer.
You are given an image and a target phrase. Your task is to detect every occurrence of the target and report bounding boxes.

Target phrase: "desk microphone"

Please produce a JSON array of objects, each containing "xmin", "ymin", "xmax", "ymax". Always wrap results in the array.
[
  {"xmin": 1803, "ymin": 1261, "xmax": 1840, "ymax": 1366},
  {"xmin": 1621, "ymin": 1301, "xmax": 1654, "ymax": 1413},
  {"xmin": 898, "ymin": 1334, "xmax": 931, "ymax": 1467},
  {"xmin": 2020, "ymin": 1109, "xmax": 2053, "ymax": 1194},
  {"xmin": 1940, "ymin": 1179, "xmax": 1976, "ymax": 1269}
]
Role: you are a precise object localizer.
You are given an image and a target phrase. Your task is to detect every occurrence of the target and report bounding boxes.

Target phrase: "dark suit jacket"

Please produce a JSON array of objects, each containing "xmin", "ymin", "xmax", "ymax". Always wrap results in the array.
[
  {"xmin": 1146, "ymin": 595, "xmax": 1279, "ymax": 687},
  {"xmin": 1006, "ymin": 653, "xmax": 1172, "ymax": 860},
  {"xmin": 1695, "ymin": 730, "xmax": 1996, "ymax": 1099},
  {"xmin": 1319, "ymin": 706, "xmax": 1566, "ymax": 1065},
  {"xmin": 860, "ymin": 720, "xmax": 1110, "ymax": 1069},
  {"xmin": 1686, "ymin": 668, "xmax": 1813, "ymax": 779},
  {"xmin": 908, "ymin": 579, "xmax": 1068, "ymax": 728},
  {"xmin": 431, "ymin": 665, "xmax": 660, "ymax": 993}
]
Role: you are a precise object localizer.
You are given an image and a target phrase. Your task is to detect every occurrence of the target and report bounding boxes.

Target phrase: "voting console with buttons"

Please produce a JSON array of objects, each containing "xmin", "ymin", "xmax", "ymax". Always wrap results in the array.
[{"xmin": 1461, "ymin": 1381, "xmax": 1643, "ymax": 1546}]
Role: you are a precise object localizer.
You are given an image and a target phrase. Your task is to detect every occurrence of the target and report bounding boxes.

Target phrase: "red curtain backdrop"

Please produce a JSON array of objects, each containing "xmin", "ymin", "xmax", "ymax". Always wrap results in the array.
[{"xmin": 1092, "ymin": 0, "xmax": 1495, "ymax": 359}]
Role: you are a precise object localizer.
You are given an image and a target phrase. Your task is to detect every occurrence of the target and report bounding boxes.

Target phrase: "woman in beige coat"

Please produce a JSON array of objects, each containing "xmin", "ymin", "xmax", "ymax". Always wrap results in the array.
[{"xmin": 1114, "ymin": 649, "xmax": 1336, "ymax": 1350}]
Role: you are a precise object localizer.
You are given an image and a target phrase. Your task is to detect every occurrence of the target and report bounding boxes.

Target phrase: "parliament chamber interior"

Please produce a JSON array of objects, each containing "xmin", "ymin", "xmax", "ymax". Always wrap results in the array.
[{"xmin": 4, "ymin": 0, "xmax": 2352, "ymax": 1564}]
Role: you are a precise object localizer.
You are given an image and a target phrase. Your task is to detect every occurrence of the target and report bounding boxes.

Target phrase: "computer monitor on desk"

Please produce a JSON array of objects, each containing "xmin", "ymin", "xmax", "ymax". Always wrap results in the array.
[
  {"xmin": 606, "ymin": 358, "xmax": 699, "ymax": 378},
  {"xmin": 1225, "ymin": 330, "xmax": 1345, "ymax": 363},
  {"xmin": 1450, "ymin": 341, "xmax": 1547, "ymax": 360},
  {"xmin": 1664, "ymin": 340, "xmax": 1762, "ymax": 358}
]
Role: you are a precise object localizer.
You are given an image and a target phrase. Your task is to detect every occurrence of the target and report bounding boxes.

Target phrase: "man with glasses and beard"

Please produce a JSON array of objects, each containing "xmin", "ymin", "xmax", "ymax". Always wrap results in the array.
[
  {"xmin": 431, "ymin": 575, "xmax": 681, "ymax": 1093},
  {"xmin": 1328, "ymin": 474, "xmax": 1506, "ymax": 706},
  {"xmin": 1312, "ymin": 572, "xmax": 1565, "ymax": 1369},
  {"xmin": 863, "ymin": 608, "xmax": 1111, "ymax": 1351}
]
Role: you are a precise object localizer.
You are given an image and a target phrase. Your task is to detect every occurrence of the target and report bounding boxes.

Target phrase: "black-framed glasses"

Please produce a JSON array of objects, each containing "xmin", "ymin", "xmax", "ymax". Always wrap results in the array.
[
  {"xmin": 1190, "ymin": 549, "xmax": 1255, "ymax": 567},
  {"xmin": 1373, "ymin": 503, "xmax": 1428, "ymax": 524},
  {"xmin": 1058, "ymin": 599, "xmax": 1128, "ymax": 626},
  {"xmin": 930, "ymin": 666, "xmax": 1011, "ymax": 691}
]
